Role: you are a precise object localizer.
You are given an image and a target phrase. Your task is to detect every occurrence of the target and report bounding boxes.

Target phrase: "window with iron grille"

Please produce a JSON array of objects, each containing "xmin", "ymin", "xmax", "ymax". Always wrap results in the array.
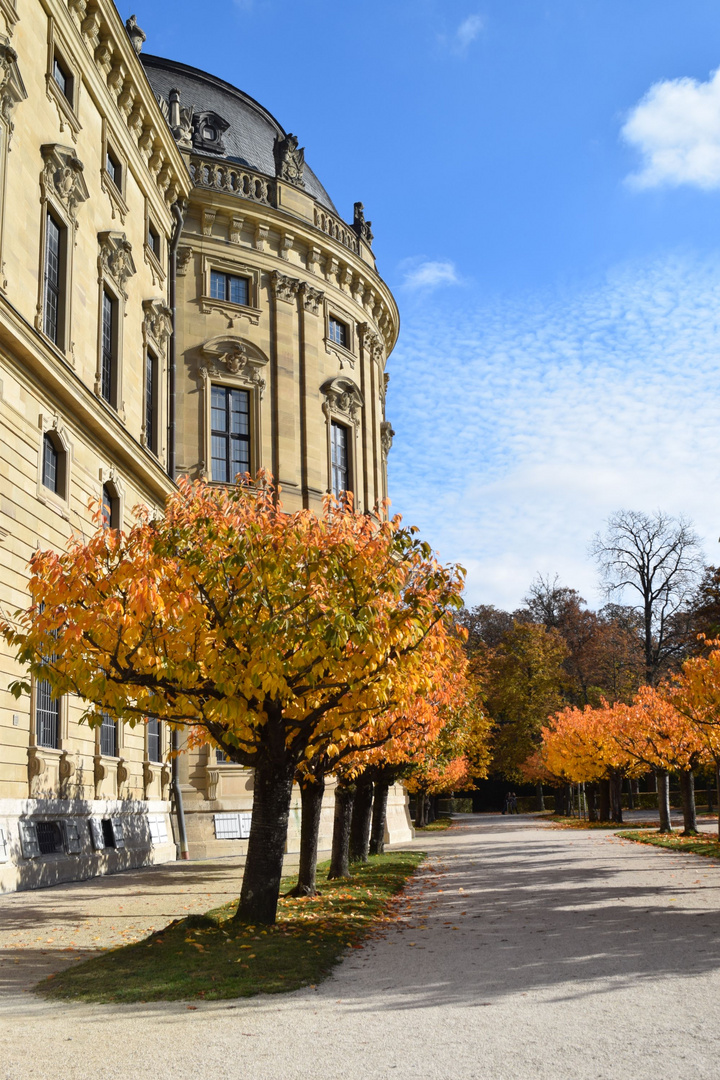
[
  {"xmin": 43, "ymin": 212, "xmax": 63, "ymax": 344},
  {"xmin": 101, "ymin": 484, "xmax": 119, "ymax": 530},
  {"xmin": 36, "ymin": 821, "xmax": 62, "ymax": 855},
  {"xmin": 35, "ymin": 679, "xmax": 59, "ymax": 748},
  {"xmin": 145, "ymin": 350, "xmax": 158, "ymax": 455},
  {"xmin": 211, "ymin": 385, "xmax": 250, "ymax": 483},
  {"xmin": 100, "ymin": 712, "xmax": 117, "ymax": 757},
  {"xmin": 210, "ymin": 270, "xmax": 249, "ymax": 307},
  {"xmin": 105, "ymin": 146, "xmax": 121, "ymax": 189},
  {"xmin": 101, "ymin": 289, "xmax": 116, "ymax": 405},
  {"xmin": 42, "ymin": 432, "xmax": 64, "ymax": 495},
  {"xmin": 331, "ymin": 422, "xmax": 349, "ymax": 497},
  {"xmin": 147, "ymin": 717, "xmax": 161, "ymax": 763},
  {"xmin": 328, "ymin": 316, "xmax": 348, "ymax": 348}
]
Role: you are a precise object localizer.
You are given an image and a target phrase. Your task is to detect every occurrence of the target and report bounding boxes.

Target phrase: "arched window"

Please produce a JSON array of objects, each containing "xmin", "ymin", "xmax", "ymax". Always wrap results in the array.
[
  {"xmin": 42, "ymin": 431, "xmax": 66, "ymax": 496},
  {"xmin": 102, "ymin": 483, "xmax": 119, "ymax": 529}
]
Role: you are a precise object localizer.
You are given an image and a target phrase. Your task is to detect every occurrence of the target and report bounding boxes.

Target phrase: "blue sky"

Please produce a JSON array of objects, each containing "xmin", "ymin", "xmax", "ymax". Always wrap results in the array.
[{"xmin": 130, "ymin": 0, "xmax": 720, "ymax": 608}]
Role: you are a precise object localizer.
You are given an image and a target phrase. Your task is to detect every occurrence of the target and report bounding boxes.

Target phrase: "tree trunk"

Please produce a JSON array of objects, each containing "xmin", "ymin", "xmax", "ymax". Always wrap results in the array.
[
  {"xmin": 369, "ymin": 781, "xmax": 389, "ymax": 855},
  {"xmin": 716, "ymin": 764, "xmax": 720, "ymax": 842},
  {"xmin": 289, "ymin": 775, "xmax": 325, "ymax": 897},
  {"xmin": 679, "ymin": 769, "xmax": 698, "ymax": 835},
  {"xmin": 535, "ymin": 781, "xmax": 545, "ymax": 812},
  {"xmin": 328, "ymin": 782, "xmax": 355, "ymax": 879},
  {"xmin": 415, "ymin": 791, "xmax": 427, "ymax": 828},
  {"xmin": 587, "ymin": 782, "xmax": 599, "ymax": 823},
  {"xmin": 610, "ymin": 771, "xmax": 623, "ymax": 824},
  {"xmin": 599, "ymin": 778, "xmax": 610, "ymax": 822},
  {"xmin": 657, "ymin": 770, "xmax": 672, "ymax": 833},
  {"xmin": 553, "ymin": 786, "xmax": 565, "ymax": 816},
  {"xmin": 236, "ymin": 758, "xmax": 294, "ymax": 925},
  {"xmin": 707, "ymin": 780, "xmax": 713, "ymax": 816},
  {"xmin": 427, "ymin": 795, "xmax": 437, "ymax": 824},
  {"xmin": 349, "ymin": 779, "xmax": 373, "ymax": 863},
  {"xmin": 626, "ymin": 777, "xmax": 634, "ymax": 810}
]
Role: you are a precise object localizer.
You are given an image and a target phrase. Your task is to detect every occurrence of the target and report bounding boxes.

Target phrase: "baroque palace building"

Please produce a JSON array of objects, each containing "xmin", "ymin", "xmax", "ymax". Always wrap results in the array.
[{"xmin": 0, "ymin": 1, "xmax": 406, "ymax": 893}]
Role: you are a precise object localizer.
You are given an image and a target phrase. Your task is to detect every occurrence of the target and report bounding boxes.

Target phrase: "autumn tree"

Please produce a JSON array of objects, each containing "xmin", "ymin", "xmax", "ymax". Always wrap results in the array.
[
  {"xmin": 2, "ymin": 477, "xmax": 464, "ymax": 924},
  {"xmin": 590, "ymin": 510, "xmax": 704, "ymax": 683}
]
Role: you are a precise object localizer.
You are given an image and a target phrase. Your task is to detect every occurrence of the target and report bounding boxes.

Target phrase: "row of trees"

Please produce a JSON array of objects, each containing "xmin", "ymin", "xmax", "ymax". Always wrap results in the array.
[
  {"xmin": 2, "ymin": 475, "xmax": 491, "ymax": 924},
  {"xmin": 460, "ymin": 510, "xmax": 720, "ymax": 792},
  {"xmin": 530, "ymin": 639, "xmax": 720, "ymax": 837}
]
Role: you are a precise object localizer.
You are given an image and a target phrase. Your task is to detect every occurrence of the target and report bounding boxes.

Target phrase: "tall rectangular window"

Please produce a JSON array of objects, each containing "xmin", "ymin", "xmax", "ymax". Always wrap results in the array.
[
  {"xmin": 211, "ymin": 386, "xmax": 250, "ymax": 483},
  {"xmin": 148, "ymin": 220, "xmax": 161, "ymax": 259},
  {"xmin": 331, "ymin": 422, "xmax": 349, "ymax": 497},
  {"xmin": 100, "ymin": 712, "xmax": 117, "ymax": 757},
  {"xmin": 147, "ymin": 718, "xmax": 161, "ymax": 763},
  {"xmin": 43, "ymin": 212, "xmax": 63, "ymax": 344},
  {"xmin": 145, "ymin": 350, "xmax": 158, "ymax": 455},
  {"xmin": 101, "ymin": 290, "xmax": 116, "ymax": 405},
  {"xmin": 42, "ymin": 433, "xmax": 59, "ymax": 493},
  {"xmin": 52, "ymin": 55, "xmax": 72, "ymax": 103},
  {"xmin": 35, "ymin": 679, "xmax": 59, "ymax": 749},
  {"xmin": 105, "ymin": 146, "xmax": 121, "ymax": 189},
  {"xmin": 210, "ymin": 270, "xmax": 249, "ymax": 307}
]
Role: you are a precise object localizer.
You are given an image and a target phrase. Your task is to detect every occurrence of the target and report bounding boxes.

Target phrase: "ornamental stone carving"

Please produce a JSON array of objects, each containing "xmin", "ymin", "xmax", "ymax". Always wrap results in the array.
[
  {"xmin": 301, "ymin": 284, "xmax": 324, "ymax": 315},
  {"xmin": 270, "ymin": 270, "xmax": 300, "ymax": 304},
  {"xmin": 40, "ymin": 144, "xmax": 90, "ymax": 223},
  {"xmin": 176, "ymin": 245, "xmax": 193, "ymax": 275},
  {"xmin": 125, "ymin": 14, "xmax": 146, "ymax": 54},
  {"xmin": 0, "ymin": 39, "xmax": 25, "ymax": 136},
  {"xmin": 321, "ymin": 376, "xmax": 364, "ymax": 425},
  {"xmin": 359, "ymin": 322, "xmax": 384, "ymax": 366},
  {"xmin": 198, "ymin": 335, "xmax": 268, "ymax": 398},
  {"xmin": 274, "ymin": 132, "xmax": 305, "ymax": 188},
  {"xmin": 142, "ymin": 298, "xmax": 172, "ymax": 353},
  {"xmin": 98, "ymin": 231, "xmax": 136, "ymax": 297},
  {"xmin": 192, "ymin": 110, "xmax": 230, "ymax": 155},
  {"xmin": 353, "ymin": 202, "xmax": 374, "ymax": 246},
  {"xmin": 380, "ymin": 420, "xmax": 395, "ymax": 461}
]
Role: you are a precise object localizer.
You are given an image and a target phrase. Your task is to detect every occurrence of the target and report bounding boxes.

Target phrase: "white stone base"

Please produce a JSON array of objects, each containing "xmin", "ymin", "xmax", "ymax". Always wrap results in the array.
[{"xmin": 0, "ymin": 797, "xmax": 175, "ymax": 894}]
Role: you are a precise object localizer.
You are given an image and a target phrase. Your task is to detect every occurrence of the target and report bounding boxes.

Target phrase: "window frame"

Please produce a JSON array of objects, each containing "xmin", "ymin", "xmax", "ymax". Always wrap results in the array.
[
  {"xmin": 210, "ymin": 384, "xmax": 252, "ymax": 485},
  {"xmin": 101, "ymin": 482, "xmax": 120, "ymax": 530},
  {"xmin": 99, "ymin": 711, "xmax": 119, "ymax": 759},
  {"xmin": 105, "ymin": 143, "xmax": 122, "ymax": 192},
  {"xmin": 209, "ymin": 269, "xmax": 250, "ymax": 308},
  {"xmin": 100, "ymin": 121, "xmax": 129, "ymax": 224},
  {"xmin": 42, "ymin": 208, "xmax": 68, "ymax": 349},
  {"xmin": 200, "ymin": 256, "xmax": 261, "ymax": 325},
  {"xmin": 144, "ymin": 348, "xmax": 159, "ymax": 457},
  {"xmin": 36, "ymin": 417, "xmax": 70, "ymax": 507},
  {"xmin": 147, "ymin": 718, "xmax": 162, "ymax": 764},
  {"xmin": 45, "ymin": 20, "xmax": 81, "ymax": 138},
  {"xmin": 41, "ymin": 430, "xmax": 66, "ymax": 497},
  {"xmin": 324, "ymin": 302, "xmax": 357, "ymax": 367}
]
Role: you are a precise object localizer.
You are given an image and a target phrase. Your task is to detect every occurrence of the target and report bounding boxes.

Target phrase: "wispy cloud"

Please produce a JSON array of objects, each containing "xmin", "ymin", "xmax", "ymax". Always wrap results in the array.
[
  {"xmin": 387, "ymin": 254, "xmax": 720, "ymax": 610},
  {"xmin": 438, "ymin": 13, "xmax": 484, "ymax": 55},
  {"xmin": 623, "ymin": 67, "xmax": 720, "ymax": 189},
  {"xmin": 401, "ymin": 260, "xmax": 460, "ymax": 291}
]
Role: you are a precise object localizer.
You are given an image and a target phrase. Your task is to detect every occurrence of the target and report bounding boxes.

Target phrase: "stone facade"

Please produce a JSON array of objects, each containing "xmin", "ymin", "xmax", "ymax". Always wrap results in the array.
[{"xmin": 0, "ymin": 2, "xmax": 408, "ymax": 893}]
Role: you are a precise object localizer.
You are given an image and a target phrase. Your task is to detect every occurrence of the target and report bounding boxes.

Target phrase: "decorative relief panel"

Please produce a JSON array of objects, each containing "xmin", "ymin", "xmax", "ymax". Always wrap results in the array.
[
  {"xmin": 176, "ymin": 245, "xmax": 193, "ymax": 275},
  {"xmin": 301, "ymin": 284, "xmax": 324, "ymax": 315},
  {"xmin": 198, "ymin": 335, "xmax": 268, "ymax": 398},
  {"xmin": 271, "ymin": 270, "xmax": 300, "ymax": 304},
  {"xmin": 0, "ymin": 38, "xmax": 25, "ymax": 138},
  {"xmin": 380, "ymin": 420, "xmax": 395, "ymax": 461},
  {"xmin": 40, "ymin": 144, "xmax": 89, "ymax": 223}
]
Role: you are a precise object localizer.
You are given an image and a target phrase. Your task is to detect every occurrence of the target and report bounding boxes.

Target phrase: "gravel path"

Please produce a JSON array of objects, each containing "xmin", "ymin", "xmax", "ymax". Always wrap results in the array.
[{"xmin": 3, "ymin": 814, "xmax": 720, "ymax": 1080}]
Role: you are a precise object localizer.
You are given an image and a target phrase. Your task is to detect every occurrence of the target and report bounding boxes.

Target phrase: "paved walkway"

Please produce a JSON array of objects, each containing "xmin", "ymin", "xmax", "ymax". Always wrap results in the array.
[{"xmin": 3, "ymin": 815, "xmax": 720, "ymax": 1079}]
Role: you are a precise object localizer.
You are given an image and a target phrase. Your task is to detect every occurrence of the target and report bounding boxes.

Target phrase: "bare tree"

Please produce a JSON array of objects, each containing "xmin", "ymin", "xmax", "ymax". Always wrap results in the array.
[{"xmin": 590, "ymin": 510, "xmax": 704, "ymax": 683}]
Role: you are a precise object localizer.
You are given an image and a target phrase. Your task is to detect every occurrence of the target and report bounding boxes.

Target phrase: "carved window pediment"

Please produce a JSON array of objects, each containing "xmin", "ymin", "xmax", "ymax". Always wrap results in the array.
[
  {"xmin": 142, "ymin": 298, "xmax": 172, "ymax": 354},
  {"xmin": 40, "ymin": 143, "xmax": 89, "ymax": 223},
  {"xmin": 0, "ymin": 38, "xmax": 25, "ymax": 135},
  {"xmin": 198, "ymin": 334, "xmax": 268, "ymax": 398},
  {"xmin": 98, "ymin": 230, "xmax": 136, "ymax": 297},
  {"xmin": 321, "ymin": 376, "xmax": 364, "ymax": 425}
]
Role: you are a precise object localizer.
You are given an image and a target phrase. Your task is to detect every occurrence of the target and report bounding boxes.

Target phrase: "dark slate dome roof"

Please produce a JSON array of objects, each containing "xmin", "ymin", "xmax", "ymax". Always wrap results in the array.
[{"xmin": 141, "ymin": 55, "xmax": 337, "ymax": 214}]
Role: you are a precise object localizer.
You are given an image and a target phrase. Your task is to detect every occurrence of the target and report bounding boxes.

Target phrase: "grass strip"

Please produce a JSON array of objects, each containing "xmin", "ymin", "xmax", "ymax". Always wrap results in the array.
[
  {"xmin": 617, "ymin": 830, "xmax": 720, "ymax": 859},
  {"xmin": 549, "ymin": 817, "xmax": 663, "ymax": 830},
  {"xmin": 36, "ymin": 851, "xmax": 425, "ymax": 1004},
  {"xmin": 415, "ymin": 815, "xmax": 454, "ymax": 832}
]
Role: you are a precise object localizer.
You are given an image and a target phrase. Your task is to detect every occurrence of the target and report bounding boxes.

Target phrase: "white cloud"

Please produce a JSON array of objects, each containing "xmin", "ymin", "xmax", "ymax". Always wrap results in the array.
[
  {"xmin": 386, "ymin": 254, "xmax": 720, "ymax": 610},
  {"xmin": 455, "ymin": 15, "xmax": 484, "ymax": 51},
  {"xmin": 623, "ymin": 67, "xmax": 720, "ymax": 189},
  {"xmin": 402, "ymin": 260, "xmax": 459, "ymax": 291}
]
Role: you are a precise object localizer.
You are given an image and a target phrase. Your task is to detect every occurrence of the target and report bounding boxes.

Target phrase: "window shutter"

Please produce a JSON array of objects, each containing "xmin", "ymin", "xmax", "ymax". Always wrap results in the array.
[
  {"xmin": 111, "ymin": 819, "xmax": 125, "ymax": 849},
  {"xmin": 239, "ymin": 812, "xmax": 252, "ymax": 839},
  {"xmin": 0, "ymin": 825, "xmax": 9, "ymax": 862},
  {"xmin": 89, "ymin": 818, "xmax": 105, "ymax": 850},
  {"xmin": 62, "ymin": 820, "xmax": 82, "ymax": 855},
  {"xmin": 18, "ymin": 821, "xmax": 40, "ymax": 859}
]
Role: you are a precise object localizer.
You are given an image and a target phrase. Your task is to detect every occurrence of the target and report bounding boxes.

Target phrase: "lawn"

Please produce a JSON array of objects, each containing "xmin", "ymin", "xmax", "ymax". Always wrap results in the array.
[
  {"xmin": 549, "ymin": 816, "xmax": 662, "ymax": 830},
  {"xmin": 617, "ymin": 830, "xmax": 720, "ymax": 859},
  {"xmin": 37, "ymin": 851, "xmax": 425, "ymax": 1004},
  {"xmin": 415, "ymin": 815, "xmax": 454, "ymax": 832}
]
